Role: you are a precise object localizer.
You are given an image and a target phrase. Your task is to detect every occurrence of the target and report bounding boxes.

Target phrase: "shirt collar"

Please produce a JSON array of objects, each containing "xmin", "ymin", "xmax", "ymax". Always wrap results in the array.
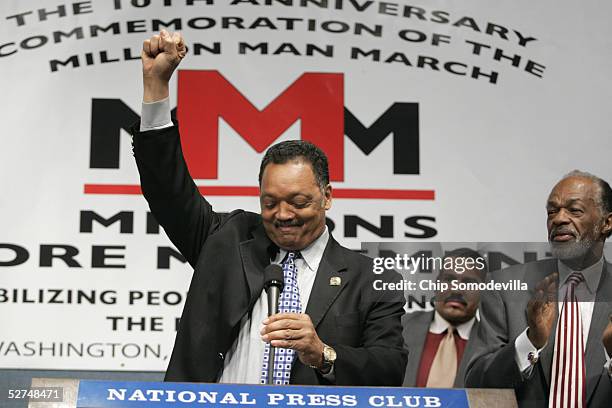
[
  {"xmin": 278, "ymin": 226, "xmax": 329, "ymax": 273},
  {"xmin": 430, "ymin": 310, "xmax": 477, "ymax": 340},
  {"xmin": 557, "ymin": 256, "xmax": 604, "ymax": 294}
]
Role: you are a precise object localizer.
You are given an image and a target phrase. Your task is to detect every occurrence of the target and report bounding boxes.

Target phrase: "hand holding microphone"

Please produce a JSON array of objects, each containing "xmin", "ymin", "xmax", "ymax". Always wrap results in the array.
[{"xmin": 261, "ymin": 265, "xmax": 328, "ymax": 376}]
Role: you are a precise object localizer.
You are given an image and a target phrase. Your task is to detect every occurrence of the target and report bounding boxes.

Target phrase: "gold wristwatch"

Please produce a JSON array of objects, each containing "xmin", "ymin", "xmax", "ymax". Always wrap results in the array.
[{"xmin": 316, "ymin": 344, "xmax": 336, "ymax": 373}]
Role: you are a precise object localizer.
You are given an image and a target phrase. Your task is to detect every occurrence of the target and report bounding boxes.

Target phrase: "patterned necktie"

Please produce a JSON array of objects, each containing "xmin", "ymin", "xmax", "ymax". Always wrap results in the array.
[
  {"xmin": 426, "ymin": 327, "xmax": 458, "ymax": 388},
  {"xmin": 260, "ymin": 251, "xmax": 302, "ymax": 385},
  {"xmin": 549, "ymin": 272, "xmax": 586, "ymax": 408}
]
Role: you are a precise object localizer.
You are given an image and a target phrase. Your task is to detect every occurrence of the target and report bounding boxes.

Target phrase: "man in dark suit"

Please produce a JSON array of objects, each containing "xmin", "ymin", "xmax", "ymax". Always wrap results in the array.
[
  {"xmin": 131, "ymin": 30, "xmax": 406, "ymax": 386},
  {"xmin": 466, "ymin": 171, "xmax": 612, "ymax": 407},
  {"xmin": 403, "ymin": 248, "xmax": 487, "ymax": 388}
]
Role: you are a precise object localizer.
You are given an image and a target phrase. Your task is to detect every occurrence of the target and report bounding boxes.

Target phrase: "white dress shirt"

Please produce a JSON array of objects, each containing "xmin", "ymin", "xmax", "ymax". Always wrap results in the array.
[{"xmin": 430, "ymin": 310, "xmax": 477, "ymax": 340}]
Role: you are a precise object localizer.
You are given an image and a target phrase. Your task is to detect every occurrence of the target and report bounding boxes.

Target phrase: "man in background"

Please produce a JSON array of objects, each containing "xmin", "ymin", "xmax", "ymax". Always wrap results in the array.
[
  {"xmin": 403, "ymin": 248, "xmax": 487, "ymax": 387},
  {"xmin": 466, "ymin": 171, "xmax": 612, "ymax": 407}
]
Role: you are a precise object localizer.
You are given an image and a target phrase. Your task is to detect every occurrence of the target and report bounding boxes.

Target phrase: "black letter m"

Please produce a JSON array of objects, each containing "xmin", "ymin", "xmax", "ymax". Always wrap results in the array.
[
  {"xmin": 344, "ymin": 103, "xmax": 419, "ymax": 174},
  {"xmin": 89, "ymin": 99, "xmax": 140, "ymax": 169}
]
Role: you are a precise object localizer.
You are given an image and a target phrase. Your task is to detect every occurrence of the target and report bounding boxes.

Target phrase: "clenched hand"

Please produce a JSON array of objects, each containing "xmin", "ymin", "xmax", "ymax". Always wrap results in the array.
[{"xmin": 141, "ymin": 30, "xmax": 186, "ymax": 102}]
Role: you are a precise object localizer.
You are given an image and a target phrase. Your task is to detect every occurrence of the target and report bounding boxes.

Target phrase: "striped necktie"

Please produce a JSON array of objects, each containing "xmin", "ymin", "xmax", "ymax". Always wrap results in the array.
[
  {"xmin": 549, "ymin": 271, "xmax": 586, "ymax": 408},
  {"xmin": 260, "ymin": 251, "xmax": 302, "ymax": 384}
]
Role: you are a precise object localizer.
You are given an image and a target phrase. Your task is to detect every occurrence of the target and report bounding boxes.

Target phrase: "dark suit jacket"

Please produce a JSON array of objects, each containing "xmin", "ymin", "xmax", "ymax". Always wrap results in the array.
[
  {"xmin": 402, "ymin": 310, "xmax": 479, "ymax": 387},
  {"xmin": 465, "ymin": 259, "xmax": 612, "ymax": 407},
  {"xmin": 131, "ymin": 123, "xmax": 407, "ymax": 385}
]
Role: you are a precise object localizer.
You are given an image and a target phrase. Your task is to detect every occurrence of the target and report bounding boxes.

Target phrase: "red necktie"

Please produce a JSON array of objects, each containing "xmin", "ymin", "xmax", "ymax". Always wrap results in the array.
[{"xmin": 549, "ymin": 272, "xmax": 586, "ymax": 408}]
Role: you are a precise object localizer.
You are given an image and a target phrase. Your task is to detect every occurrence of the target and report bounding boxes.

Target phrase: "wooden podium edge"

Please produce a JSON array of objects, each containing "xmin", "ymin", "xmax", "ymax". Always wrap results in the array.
[
  {"xmin": 466, "ymin": 388, "xmax": 518, "ymax": 408},
  {"xmin": 28, "ymin": 378, "xmax": 79, "ymax": 408}
]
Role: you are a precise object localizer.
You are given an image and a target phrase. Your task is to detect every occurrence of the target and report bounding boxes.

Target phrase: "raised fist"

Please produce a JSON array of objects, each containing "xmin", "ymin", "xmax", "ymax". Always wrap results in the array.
[{"xmin": 141, "ymin": 30, "xmax": 186, "ymax": 101}]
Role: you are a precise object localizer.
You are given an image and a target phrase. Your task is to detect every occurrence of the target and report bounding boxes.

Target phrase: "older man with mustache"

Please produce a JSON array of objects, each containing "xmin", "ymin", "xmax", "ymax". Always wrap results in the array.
[
  {"xmin": 466, "ymin": 170, "xmax": 612, "ymax": 408},
  {"xmin": 402, "ymin": 248, "xmax": 488, "ymax": 388}
]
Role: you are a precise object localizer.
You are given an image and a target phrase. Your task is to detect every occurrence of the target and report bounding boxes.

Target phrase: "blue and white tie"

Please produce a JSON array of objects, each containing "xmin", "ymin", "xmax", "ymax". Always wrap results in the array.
[{"xmin": 261, "ymin": 251, "xmax": 302, "ymax": 384}]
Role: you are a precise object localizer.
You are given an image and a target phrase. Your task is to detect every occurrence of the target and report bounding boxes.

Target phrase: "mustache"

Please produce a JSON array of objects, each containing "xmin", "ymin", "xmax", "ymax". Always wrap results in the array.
[
  {"xmin": 442, "ymin": 293, "xmax": 468, "ymax": 306},
  {"xmin": 274, "ymin": 220, "xmax": 304, "ymax": 228},
  {"xmin": 549, "ymin": 226, "xmax": 577, "ymax": 240}
]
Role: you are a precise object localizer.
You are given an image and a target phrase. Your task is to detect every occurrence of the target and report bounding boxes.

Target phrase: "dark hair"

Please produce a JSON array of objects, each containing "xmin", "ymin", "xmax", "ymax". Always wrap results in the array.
[
  {"xmin": 258, "ymin": 140, "xmax": 330, "ymax": 189},
  {"xmin": 443, "ymin": 247, "xmax": 488, "ymax": 279}
]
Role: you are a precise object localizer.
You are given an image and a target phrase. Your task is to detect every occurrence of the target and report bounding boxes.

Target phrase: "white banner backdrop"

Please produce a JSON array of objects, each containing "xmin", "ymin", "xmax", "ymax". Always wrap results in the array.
[{"xmin": 1, "ymin": 0, "xmax": 611, "ymax": 371}]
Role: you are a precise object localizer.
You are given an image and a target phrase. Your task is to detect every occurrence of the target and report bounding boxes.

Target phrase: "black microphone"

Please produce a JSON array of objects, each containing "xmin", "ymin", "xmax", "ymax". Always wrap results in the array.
[
  {"xmin": 263, "ymin": 264, "xmax": 284, "ymax": 384},
  {"xmin": 264, "ymin": 264, "xmax": 284, "ymax": 316}
]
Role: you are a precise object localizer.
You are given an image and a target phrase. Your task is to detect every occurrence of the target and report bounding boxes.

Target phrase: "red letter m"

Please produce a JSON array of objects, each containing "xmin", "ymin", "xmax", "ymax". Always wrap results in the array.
[{"xmin": 177, "ymin": 71, "xmax": 344, "ymax": 181}]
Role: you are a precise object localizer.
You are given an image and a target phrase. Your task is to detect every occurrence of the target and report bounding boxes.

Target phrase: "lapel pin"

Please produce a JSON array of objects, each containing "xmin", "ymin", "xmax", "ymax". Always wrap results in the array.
[{"xmin": 329, "ymin": 276, "xmax": 341, "ymax": 286}]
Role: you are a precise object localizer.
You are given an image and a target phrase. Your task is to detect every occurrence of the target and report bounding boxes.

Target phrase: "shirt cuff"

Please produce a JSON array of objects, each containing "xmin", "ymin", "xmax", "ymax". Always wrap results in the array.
[
  {"xmin": 140, "ymin": 97, "xmax": 173, "ymax": 131},
  {"xmin": 515, "ymin": 328, "xmax": 546, "ymax": 376},
  {"xmin": 320, "ymin": 364, "xmax": 335, "ymax": 383}
]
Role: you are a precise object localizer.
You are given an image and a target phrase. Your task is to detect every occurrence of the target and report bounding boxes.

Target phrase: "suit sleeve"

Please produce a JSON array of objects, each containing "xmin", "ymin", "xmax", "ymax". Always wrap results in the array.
[
  {"xmin": 333, "ymin": 268, "xmax": 408, "ymax": 386},
  {"xmin": 464, "ymin": 288, "xmax": 526, "ymax": 388},
  {"xmin": 131, "ymin": 122, "xmax": 222, "ymax": 267}
]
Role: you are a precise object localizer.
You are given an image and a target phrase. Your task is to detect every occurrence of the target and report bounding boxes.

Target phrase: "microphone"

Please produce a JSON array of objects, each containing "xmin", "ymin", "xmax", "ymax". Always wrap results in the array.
[
  {"xmin": 263, "ymin": 264, "xmax": 284, "ymax": 384},
  {"xmin": 264, "ymin": 264, "xmax": 284, "ymax": 315}
]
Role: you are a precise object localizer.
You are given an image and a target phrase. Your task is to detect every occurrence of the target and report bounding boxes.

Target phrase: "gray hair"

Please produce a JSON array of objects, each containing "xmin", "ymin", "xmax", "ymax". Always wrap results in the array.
[{"xmin": 560, "ymin": 170, "xmax": 612, "ymax": 238}]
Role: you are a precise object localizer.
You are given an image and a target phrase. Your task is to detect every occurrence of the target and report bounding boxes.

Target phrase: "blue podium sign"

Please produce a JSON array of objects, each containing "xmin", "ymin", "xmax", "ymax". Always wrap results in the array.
[{"xmin": 77, "ymin": 381, "xmax": 469, "ymax": 408}]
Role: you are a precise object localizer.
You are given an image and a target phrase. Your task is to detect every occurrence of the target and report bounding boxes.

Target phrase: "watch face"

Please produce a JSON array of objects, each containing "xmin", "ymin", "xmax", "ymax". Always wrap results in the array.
[{"xmin": 323, "ymin": 345, "xmax": 336, "ymax": 363}]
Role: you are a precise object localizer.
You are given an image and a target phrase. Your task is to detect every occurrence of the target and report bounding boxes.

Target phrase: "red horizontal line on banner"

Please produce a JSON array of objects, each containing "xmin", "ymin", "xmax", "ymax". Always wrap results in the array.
[{"xmin": 83, "ymin": 184, "xmax": 435, "ymax": 200}]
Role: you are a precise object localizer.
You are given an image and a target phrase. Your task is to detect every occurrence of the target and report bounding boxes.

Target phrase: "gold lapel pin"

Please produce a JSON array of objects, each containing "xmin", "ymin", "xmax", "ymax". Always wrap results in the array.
[{"xmin": 329, "ymin": 276, "xmax": 341, "ymax": 286}]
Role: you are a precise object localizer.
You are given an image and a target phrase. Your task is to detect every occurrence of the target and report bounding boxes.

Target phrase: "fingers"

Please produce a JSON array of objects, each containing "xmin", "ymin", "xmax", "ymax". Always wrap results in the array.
[
  {"xmin": 143, "ymin": 39, "xmax": 151, "ymax": 57},
  {"xmin": 544, "ymin": 272, "xmax": 558, "ymax": 302},
  {"xmin": 532, "ymin": 272, "xmax": 558, "ymax": 303},
  {"xmin": 545, "ymin": 272, "xmax": 558, "ymax": 289},
  {"xmin": 264, "ymin": 313, "xmax": 308, "ymax": 325},
  {"xmin": 172, "ymin": 32, "xmax": 186, "ymax": 58},
  {"xmin": 261, "ymin": 315, "xmax": 310, "ymax": 340},
  {"xmin": 266, "ymin": 330, "xmax": 304, "ymax": 345},
  {"xmin": 159, "ymin": 30, "xmax": 173, "ymax": 53},
  {"xmin": 270, "ymin": 339, "xmax": 298, "ymax": 349},
  {"xmin": 142, "ymin": 30, "xmax": 185, "ymax": 58},
  {"xmin": 534, "ymin": 272, "xmax": 555, "ymax": 291},
  {"xmin": 533, "ymin": 288, "xmax": 546, "ymax": 303},
  {"xmin": 150, "ymin": 34, "xmax": 161, "ymax": 56},
  {"xmin": 261, "ymin": 318, "xmax": 304, "ymax": 335},
  {"xmin": 261, "ymin": 314, "xmax": 314, "ymax": 349},
  {"xmin": 262, "ymin": 323, "xmax": 305, "ymax": 349}
]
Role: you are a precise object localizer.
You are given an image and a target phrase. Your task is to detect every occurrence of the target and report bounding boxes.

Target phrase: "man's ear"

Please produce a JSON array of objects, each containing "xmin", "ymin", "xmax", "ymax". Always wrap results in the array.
[
  {"xmin": 602, "ymin": 211, "xmax": 612, "ymax": 238},
  {"xmin": 323, "ymin": 184, "xmax": 332, "ymax": 210}
]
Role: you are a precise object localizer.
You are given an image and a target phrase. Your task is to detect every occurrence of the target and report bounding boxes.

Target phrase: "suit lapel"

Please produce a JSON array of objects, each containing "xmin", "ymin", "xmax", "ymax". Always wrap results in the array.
[
  {"xmin": 455, "ymin": 318, "xmax": 480, "ymax": 387},
  {"xmin": 403, "ymin": 311, "xmax": 433, "ymax": 386},
  {"xmin": 585, "ymin": 262, "xmax": 612, "ymax": 403},
  {"xmin": 238, "ymin": 224, "xmax": 277, "ymax": 316},
  {"xmin": 304, "ymin": 236, "xmax": 349, "ymax": 329}
]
